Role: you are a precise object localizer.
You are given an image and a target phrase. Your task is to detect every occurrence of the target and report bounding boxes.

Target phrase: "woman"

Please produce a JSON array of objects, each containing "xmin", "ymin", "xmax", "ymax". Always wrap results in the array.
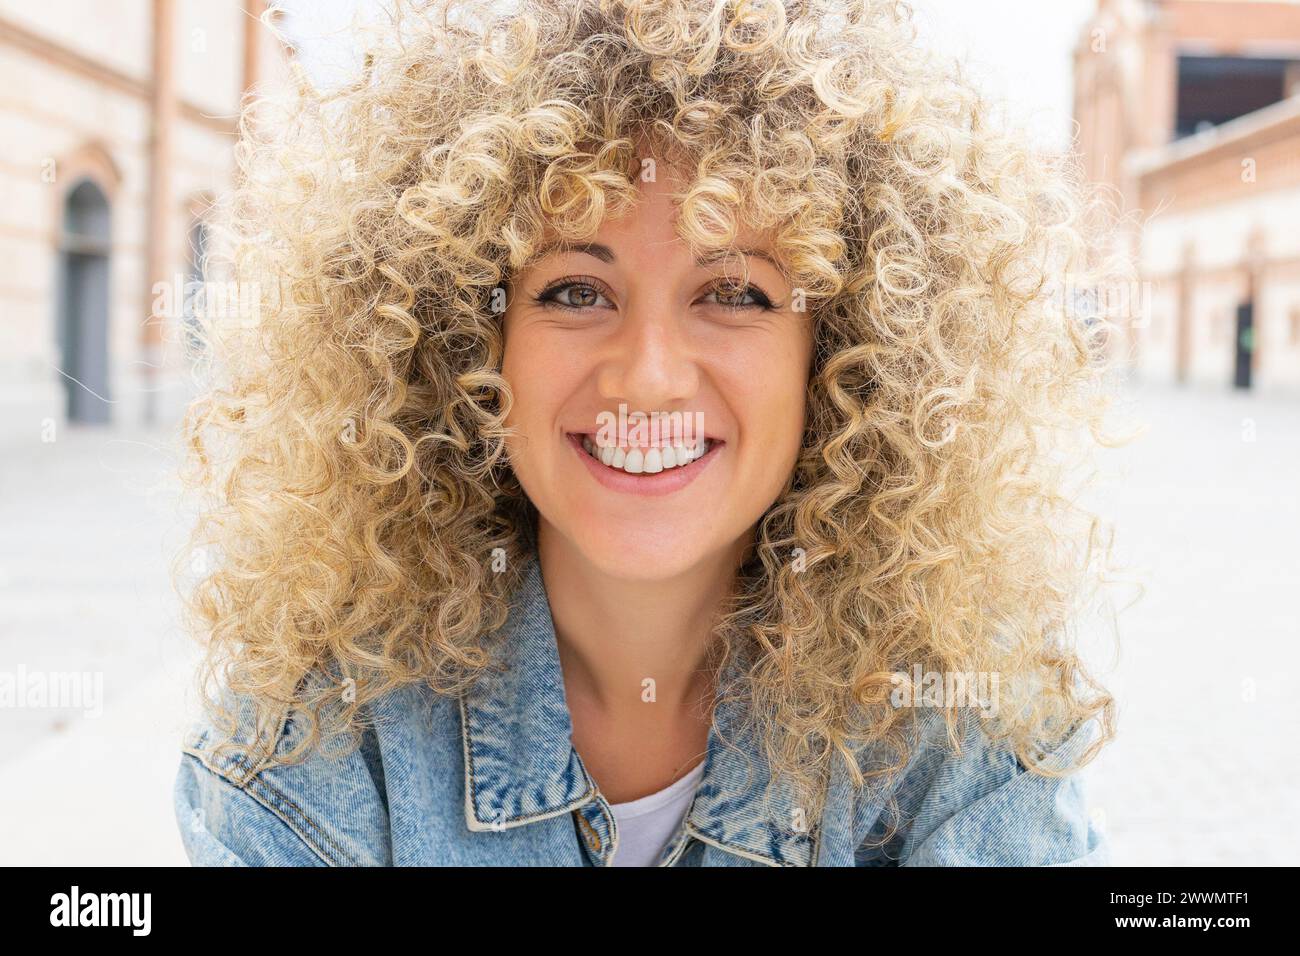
[{"xmin": 174, "ymin": 0, "xmax": 1122, "ymax": 866}]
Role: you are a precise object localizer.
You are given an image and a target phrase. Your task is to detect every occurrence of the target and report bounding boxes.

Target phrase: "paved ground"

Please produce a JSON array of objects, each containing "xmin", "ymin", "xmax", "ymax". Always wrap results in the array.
[
  {"xmin": 1080, "ymin": 380, "xmax": 1300, "ymax": 865},
  {"xmin": 0, "ymin": 381, "xmax": 1296, "ymax": 865},
  {"xmin": 0, "ymin": 425, "xmax": 200, "ymax": 865}
]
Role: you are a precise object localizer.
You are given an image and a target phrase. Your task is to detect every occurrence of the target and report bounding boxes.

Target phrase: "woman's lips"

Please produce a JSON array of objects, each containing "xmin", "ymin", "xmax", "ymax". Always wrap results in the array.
[{"xmin": 565, "ymin": 432, "xmax": 723, "ymax": 497}]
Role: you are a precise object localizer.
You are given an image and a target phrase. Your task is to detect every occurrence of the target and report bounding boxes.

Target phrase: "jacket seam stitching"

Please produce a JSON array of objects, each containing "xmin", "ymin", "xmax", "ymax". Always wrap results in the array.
[
  {"xmin": 182, "ymin": 746, "xmax": 353, "ymax": 866},
  {"xmin": 459, "ymin": 692, "xmax": 596, "ymax": 830},
  {"xmin": 684, "ymin": 825, "xmax": 793, "ymax": 867},
  {"xmin": 241, "ymin": 771, "xmax": 358, "ymax": 866}
]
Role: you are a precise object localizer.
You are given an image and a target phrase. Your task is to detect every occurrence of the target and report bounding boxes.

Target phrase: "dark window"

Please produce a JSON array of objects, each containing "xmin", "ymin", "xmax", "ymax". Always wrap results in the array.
[
  {"xmin": 1174, "ymin": 55, "xmax": 1295, "ymax": 139},
  {"xmin": 57, "ymin": 180, "xmax": 113, "ymax": 424}
]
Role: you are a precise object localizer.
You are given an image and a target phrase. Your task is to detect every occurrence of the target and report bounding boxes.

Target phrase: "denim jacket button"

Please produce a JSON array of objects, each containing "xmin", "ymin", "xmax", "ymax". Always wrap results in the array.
[{"xmin": 576, "ymin": 811, "xmax": 602, "ymax": 853}]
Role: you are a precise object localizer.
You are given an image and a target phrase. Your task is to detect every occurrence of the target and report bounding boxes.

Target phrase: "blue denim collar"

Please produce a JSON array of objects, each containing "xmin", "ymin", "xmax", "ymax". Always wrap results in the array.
[{"xmin": 459, "ymin": 552, "xmax": 819, "ymax": 866}]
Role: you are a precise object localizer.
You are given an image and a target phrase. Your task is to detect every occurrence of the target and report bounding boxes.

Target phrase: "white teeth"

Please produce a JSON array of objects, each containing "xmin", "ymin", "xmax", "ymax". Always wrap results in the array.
[{"xmin": 577, "ymin": 435, "xmax": 713, "ymax": 475}]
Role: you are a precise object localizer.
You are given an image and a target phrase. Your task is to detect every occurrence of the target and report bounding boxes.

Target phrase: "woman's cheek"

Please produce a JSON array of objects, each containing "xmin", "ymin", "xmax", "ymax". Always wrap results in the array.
[
  {"xmin": 759, "ymin": 357, "xmax": 811, "ymax": 488},
  {"xmin": 503, "ymin": 331, "xmax": 551, "ymax": 419}
]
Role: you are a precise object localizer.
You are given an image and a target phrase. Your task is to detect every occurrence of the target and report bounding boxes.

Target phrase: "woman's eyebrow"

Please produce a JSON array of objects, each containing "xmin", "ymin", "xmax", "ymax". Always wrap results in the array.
[
  {"xmin": 532, "ymin": 241, "xmax": 780, "ymax": 270},
  {"xmin": 533, "ymin": 241, "xmax": 616, "ymax": 264}
]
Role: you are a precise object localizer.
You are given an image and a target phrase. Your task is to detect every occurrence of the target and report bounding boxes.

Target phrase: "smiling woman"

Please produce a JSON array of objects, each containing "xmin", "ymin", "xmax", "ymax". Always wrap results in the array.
[{"xmin": 172, "ymin": 0, "xmax": 1123, "ymax": 867}]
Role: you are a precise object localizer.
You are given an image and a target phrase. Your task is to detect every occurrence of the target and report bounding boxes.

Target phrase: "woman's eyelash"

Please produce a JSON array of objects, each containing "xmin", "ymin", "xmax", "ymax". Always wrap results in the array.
[
  {"xmin": 707, "ymin": 283, "xmax": 776, "ymax": 310},
  {"xmin": 532, "ymin": 277, "xmax": 777, "ymax": 311},
  {"xmin": 533, "ymin": 277, "xmax": 610, "ymax": 311}
]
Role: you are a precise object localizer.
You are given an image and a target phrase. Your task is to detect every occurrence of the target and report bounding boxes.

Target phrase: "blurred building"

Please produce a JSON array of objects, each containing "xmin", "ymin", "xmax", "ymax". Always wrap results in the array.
[
  {"xmin": 1075, "ymin": 0, "xmax": 1300, "ymax": 392},
  {"xmin": 0, "ymin": 0, "xmax": 290, "ymax": 436}
]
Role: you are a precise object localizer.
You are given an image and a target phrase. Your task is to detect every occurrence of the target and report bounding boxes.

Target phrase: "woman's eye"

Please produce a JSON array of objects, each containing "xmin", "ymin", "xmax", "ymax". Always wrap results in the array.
[
  {"xmin": 535, "ymin": 282, "xmax": 612, "ymax": 311},
  {"xmin": 704, "ymin": 283, "xmax": 772, "ymax": 310},
  {"xmin": 532, "ymin": 279, "xmax": 774, "ymax": 313}
]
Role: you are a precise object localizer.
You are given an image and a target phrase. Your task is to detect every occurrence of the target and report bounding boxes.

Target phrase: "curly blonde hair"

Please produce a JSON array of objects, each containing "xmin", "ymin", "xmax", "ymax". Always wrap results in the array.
[{"xmin": 177, "ymin": 0, "xmax": 1128, "ymax": 825}]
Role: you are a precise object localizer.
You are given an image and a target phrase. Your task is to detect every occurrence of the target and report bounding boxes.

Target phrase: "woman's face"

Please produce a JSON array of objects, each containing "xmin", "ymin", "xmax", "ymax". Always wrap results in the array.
[{"xmin": 501, "ymin": 162, "xmax": 814, "ymax": 581}]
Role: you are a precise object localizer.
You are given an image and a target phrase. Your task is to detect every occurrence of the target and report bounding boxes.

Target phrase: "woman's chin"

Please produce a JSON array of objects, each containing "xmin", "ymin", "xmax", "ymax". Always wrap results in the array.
[{"xmin": 570, "ymin": 530, "xmax": 714, "ymax": 583}]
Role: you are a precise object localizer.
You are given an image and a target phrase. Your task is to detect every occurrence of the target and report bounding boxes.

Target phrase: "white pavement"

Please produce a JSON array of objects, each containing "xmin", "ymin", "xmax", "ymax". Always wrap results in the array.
[
  {"xmin": 0, "ymin": 382, "xmax": 1297, "ymax": 865},
  {"xmin": 0, "ymin": 423, "xmax": 202, "ymax": 865},
  {"xmin": 1082, "ymin": 380, "xmax": 1300, "ymax": 865}
]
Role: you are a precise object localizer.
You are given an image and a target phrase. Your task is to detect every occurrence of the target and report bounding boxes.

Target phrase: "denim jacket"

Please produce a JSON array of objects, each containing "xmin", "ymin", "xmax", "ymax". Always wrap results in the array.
[{"xmin": 173, "ymin": 553, "xmax": 1109, "ymax": 866}]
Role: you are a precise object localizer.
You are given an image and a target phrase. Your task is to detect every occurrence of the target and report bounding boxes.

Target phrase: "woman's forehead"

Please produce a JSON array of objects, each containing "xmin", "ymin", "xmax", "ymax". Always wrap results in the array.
[{"xmin": 525, "ymin": 203, "xmax": 779, "ymax": 267}]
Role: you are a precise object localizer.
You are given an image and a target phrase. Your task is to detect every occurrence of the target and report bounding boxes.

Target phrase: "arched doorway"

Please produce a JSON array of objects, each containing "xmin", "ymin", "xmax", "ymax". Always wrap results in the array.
[{"xmin": 57, "ymin": 179, "xmax": 113, "ymax": 424}]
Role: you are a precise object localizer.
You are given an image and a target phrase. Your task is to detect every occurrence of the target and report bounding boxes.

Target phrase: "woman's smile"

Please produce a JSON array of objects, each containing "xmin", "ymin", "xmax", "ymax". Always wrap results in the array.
[{"xmin": 565, "ymin": 430, "xmax": 724, "ymax": 497}]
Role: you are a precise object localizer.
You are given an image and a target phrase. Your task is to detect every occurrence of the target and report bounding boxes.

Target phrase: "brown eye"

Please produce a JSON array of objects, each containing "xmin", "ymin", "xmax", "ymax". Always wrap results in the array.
[
  {"xmin": 561, "ymin": 286, "xmax": 597, "ymax": 307},
  {"xmin": 705, "ymin": 282, "xmax": 772, "ymax": 310},
  {"xmin": 534, "ymin": 278, "xmax": 613, "ymax": 311}
]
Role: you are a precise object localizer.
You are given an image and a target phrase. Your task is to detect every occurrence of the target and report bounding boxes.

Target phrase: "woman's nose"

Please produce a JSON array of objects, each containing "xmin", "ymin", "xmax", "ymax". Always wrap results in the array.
[{"xmin": 595, "ymin": 299, "xmax": 699, "ymax": 409}]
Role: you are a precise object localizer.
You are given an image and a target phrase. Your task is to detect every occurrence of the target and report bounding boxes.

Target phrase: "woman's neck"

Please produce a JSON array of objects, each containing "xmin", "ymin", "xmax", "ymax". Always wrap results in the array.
[{"xmin": 536, "ymin": 519, "xmax": 748, "ymax": 717}]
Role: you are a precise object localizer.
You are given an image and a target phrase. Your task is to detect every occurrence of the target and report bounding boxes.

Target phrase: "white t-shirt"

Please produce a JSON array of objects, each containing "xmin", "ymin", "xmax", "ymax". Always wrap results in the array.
[{"xmin": 608, "ymin": 760, "xmax": 706, "ymax": 867}]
